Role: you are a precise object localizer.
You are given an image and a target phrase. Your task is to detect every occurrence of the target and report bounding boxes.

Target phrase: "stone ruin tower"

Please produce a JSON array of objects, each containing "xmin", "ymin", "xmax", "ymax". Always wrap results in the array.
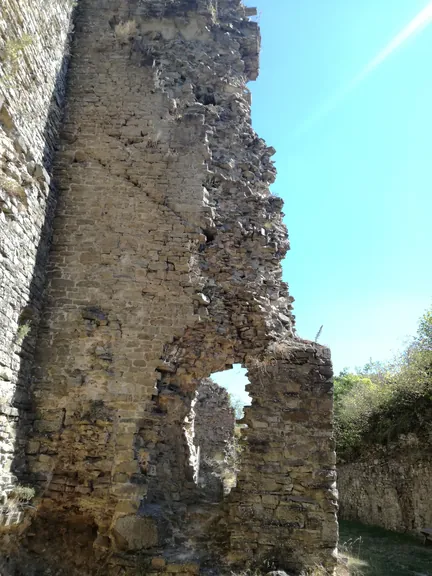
[{"xmin": 0, "ymin": 0, "xmax": 338, "ymax": 574}]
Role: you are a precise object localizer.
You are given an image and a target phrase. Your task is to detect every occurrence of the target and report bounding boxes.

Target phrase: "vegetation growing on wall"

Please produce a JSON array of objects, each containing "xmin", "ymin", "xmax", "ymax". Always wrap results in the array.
[
  {"xmin": 335, "ymin": 305, "xmax": 432, "ymax": 460},
  {"xmin": 0, "ymin": 35, "xmax": 33, "ymax": 88}
]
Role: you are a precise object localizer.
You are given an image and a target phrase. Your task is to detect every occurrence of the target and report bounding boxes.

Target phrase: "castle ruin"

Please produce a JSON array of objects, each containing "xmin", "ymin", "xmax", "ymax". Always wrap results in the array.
[{"xmin": 0, "ymin": 1, "xmax": 338, "ymax": 573}]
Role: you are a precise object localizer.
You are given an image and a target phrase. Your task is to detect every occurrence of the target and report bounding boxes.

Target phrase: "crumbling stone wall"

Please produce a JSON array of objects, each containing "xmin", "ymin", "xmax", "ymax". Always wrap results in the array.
[
  {"xmin": 338, "ymin": 434, "xmax": 432, "ymax": 534},
  {"xmin": 0, "ymin": 0, "xmax": 75, "ymax": 525},
  {"xmin": 228, "ymin": 345, "xmax": 338, "ymax": 573},
  {"xmin": 193, "ymin": 379, "xmax": 236, "ymax": 498},
  {"xmin": 0, "ymin": 0, "xmax": 338, "ymax": 574}
]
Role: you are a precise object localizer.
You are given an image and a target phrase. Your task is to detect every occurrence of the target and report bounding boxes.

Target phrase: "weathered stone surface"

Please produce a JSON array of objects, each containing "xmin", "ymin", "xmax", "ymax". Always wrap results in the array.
[
  {"xmin": 338, "ymin": 434, "xmax": 432, "ymax": 534},
  {"xmin": 228, "ymin": 344, "xmax": 338, "ymax": 573},
  {"xmin": 0, "ymin": 0, "xmax": 75, "ymax": 516},
  {"xmin": 193, "ymin": 379, "xmax": 236, "ymax": 497},
  {"xmin": 0, "ymin": 0, "xmax": 338, "ymax": 574},
  {"xmin": 113, "ymin": 515, "xmax": 158, "ymax": 550}
]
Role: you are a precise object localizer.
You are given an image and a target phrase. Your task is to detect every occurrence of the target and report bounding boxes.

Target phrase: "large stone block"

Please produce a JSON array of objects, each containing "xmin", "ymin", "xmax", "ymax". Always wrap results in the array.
[{"xmin": 113, "ymin": 515, "xmax": 158, "ymax": 551}]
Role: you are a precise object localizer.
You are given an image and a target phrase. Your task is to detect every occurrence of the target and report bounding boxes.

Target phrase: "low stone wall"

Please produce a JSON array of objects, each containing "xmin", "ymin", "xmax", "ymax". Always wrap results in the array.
[{"xmin": 338, "ymin": 434, "xmax": 432, "ymax": 533}]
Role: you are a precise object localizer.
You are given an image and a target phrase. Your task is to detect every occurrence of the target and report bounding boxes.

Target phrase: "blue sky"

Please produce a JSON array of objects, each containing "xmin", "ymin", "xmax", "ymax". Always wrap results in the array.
[{"xmin": 215, "ymin": 0, "xmax": 432, "ymax": 401}]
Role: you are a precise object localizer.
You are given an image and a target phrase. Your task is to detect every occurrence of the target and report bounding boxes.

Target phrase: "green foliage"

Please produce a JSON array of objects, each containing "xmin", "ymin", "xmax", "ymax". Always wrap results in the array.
[
  {"xmin": 335, "ymin": 305, "xmax": 432, "ymax": 460},
  {"xmin": 0, "ymin": 35, "xmax": 33, "ymax": 87},
  {"xmin": 15, "ymin": 320, "xmax": 31, "ymax": 344},
  {"xmin": 1, "ymin": 35, "xmax": 33, "ymax": 64}
]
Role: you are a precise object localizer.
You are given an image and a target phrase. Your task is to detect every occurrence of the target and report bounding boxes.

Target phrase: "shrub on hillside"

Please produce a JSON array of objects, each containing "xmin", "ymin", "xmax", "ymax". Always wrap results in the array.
[{"xmin": 335, "ymin": 306, "xmax": 432, "ymax": 461}]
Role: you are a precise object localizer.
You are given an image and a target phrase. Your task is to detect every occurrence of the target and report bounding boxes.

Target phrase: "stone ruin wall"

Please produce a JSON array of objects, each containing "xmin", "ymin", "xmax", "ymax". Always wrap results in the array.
[
  {"xmin": 0, "ymin": 0, "xmax": 338, "ymax": 574},
  {"xmin": 193, "ymin": 379, "xmax": 236, "ymax": 498},
  {"xmin": 0, "ymin": 0, "xmax": 75, "ymax": 524},
  {"xmin": 338, "ymin": 434, "xmax": 432, "ymax": 534}
]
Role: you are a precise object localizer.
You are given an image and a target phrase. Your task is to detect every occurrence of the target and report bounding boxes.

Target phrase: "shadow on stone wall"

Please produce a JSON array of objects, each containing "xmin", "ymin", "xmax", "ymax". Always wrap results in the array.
[
  {"xmin": 6, "ymin": 7, "xmax": 77, "ymax": 533},
  {"xmin": 1, "ymin": 2, "xmax": 339, "ymax": 574}
]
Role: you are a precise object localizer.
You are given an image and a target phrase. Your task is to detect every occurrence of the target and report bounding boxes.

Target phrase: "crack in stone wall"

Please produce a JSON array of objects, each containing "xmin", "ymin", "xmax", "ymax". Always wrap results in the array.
[{"xmin": 0, "ymin": 1, "xmax": 338, "ymax": 574}]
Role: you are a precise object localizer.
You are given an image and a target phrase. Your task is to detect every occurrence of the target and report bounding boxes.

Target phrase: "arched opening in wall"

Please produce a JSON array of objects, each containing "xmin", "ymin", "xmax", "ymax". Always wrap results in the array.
[{"xmin": 191, "ymin": 365, "xmax": 251, "ymax": 498}]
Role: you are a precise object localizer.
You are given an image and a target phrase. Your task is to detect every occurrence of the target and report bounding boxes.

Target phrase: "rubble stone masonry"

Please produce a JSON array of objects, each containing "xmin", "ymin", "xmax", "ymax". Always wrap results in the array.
[
  {"xmin": 0, "ymin": 1, "xmax": 338, "ymax": 574},
  {"xmin": 338, "ymin": 434, "xmax": 432, "ymax": 534},
  {"xmin": 0, "ymin": 0, "xmax": 75, "ymax": 528},
  {"xmin": 193, "ymin": 378, "xmax": 236, "ymax": 498}
]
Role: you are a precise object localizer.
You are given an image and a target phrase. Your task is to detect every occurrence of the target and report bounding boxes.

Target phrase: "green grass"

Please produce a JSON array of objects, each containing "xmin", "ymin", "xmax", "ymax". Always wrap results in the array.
[{"xmin": 339, "ymin": 521, "xmax": 432, "ymax": 576}]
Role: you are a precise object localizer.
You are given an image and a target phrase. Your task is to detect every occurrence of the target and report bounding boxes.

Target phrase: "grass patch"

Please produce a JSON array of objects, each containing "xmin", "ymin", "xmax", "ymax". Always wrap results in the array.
[
  {"xmin": 0, "ymin": 174, "xmax": 27, "ymax": 205},
  {"xmin": 339, "ymin": 520, "xmax": 432, "ymax": 576},
  {"xmin": 8, "ymin": 485, "xmax": 35, "ymax": 503},
  {"xmin": 0, "ymin": 34, "xmax": 33, "ymax": 87}
]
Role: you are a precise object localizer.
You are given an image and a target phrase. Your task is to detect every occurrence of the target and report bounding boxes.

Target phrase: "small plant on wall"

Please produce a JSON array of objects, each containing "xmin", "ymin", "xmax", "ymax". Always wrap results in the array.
[
  {"xmin": 0, "ymin": 174, "xmax": 28, "ymax": 207},
  {"xmin": 15, "ymin": 307, "xmax": 34, "ymax": 346},
  {"xmin": 0, "ymin": 485, "xmax": 36, "ymax": 528},
  {"xmin": 15, "ymin": 321, "xmax": 31, "ymax": 345},
  {"xmin": 114, "ymin": 20, "xmax": 137, "ymax": 43},
  {"xmin": 0, "ymin": 35, "xmax": 34, "ymax": 89}
]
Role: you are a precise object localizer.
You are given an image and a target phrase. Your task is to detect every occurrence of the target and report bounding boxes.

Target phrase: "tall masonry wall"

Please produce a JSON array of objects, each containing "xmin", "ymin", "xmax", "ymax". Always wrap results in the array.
[
  {"xmin": 0, "ymin": 1, "xmax": 338, "ymax": 575},
  {"xmin": 0, "ymin": 0, "xmax": 75, "ymax": 521}
]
